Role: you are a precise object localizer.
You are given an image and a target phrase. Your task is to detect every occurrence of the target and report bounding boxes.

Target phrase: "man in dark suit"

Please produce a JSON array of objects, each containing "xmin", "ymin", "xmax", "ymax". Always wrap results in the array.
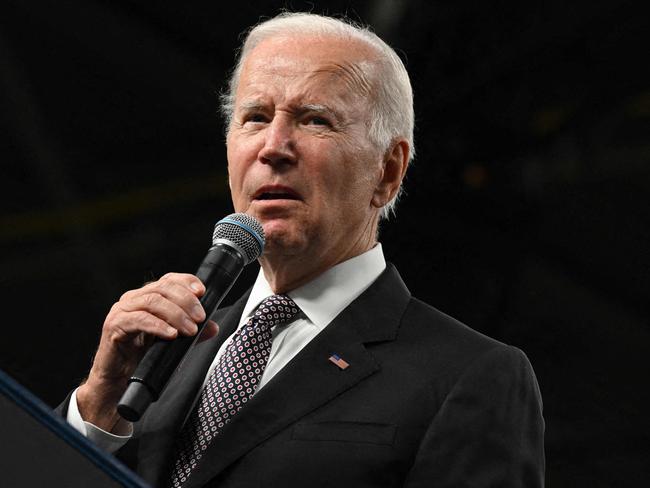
[{"xmin": 62, "ymin": 12, "xmax": 544, "ymax": 488}]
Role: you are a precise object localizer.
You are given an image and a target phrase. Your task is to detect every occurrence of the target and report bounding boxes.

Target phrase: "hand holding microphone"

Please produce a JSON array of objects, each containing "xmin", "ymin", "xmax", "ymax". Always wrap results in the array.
[{"xmin": 76, "ymin": 214, "xmax": 264, "ymax": 430}]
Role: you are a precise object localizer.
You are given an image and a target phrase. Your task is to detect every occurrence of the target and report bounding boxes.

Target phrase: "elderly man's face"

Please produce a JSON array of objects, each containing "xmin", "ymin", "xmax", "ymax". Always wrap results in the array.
[{"xmin": 226, "ymin": 35, "xmax": 386, "ymax": 266}]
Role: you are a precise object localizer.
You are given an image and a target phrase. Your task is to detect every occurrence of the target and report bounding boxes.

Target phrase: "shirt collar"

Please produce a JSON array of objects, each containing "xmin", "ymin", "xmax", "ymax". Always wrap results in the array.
[{"xmin": 240, "ymin": 243, "xmax": 386, "ymax": 330}]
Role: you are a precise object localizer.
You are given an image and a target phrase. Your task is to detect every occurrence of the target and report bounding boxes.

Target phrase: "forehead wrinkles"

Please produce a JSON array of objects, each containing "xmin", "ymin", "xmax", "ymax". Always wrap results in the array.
[
  {"xmin": 236, "ymin": 40, "xmax": 378, "ymax": 126},
  {"xmin": 245, "ymin": 58, "xmax": 373, "ymax": 100},
  {"xmin": 310, "ymin": 60, "xmax": 374, "ymax": 98},
  {"xmin": 247, "ymin": 32, "xmax": 374, "ymax": 78}
]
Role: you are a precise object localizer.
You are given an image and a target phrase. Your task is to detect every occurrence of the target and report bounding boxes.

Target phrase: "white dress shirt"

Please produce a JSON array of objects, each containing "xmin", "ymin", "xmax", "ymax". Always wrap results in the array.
[{"xmin": 67, "ymin": 244, "xmax": 386, "ymax": 452}]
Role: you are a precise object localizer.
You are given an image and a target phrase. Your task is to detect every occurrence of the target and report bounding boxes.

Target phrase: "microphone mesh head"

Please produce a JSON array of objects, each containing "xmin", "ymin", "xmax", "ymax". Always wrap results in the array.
[{"xmin": 212, "ymin": 213, "xmax": 265, "ymax": 264}]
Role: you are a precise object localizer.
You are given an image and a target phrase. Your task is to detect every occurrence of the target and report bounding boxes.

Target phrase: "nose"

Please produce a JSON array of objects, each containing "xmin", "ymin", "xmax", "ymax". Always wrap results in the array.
[{"xmin": 258, "ymin": 115, "xmax": 297, "ymax": 166}]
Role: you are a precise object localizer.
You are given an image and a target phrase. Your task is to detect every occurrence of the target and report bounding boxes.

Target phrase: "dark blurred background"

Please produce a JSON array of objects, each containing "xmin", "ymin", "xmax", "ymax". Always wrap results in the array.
[{"xmin": 1, "ymin": 0, "xmax": 648, "ymax": 486}]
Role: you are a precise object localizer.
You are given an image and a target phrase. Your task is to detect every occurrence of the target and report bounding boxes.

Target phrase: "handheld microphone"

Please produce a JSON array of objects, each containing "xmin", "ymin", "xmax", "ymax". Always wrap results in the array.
[{"xmin": 117, "ymin": 213, "xmax": 265, "ymax": 422}]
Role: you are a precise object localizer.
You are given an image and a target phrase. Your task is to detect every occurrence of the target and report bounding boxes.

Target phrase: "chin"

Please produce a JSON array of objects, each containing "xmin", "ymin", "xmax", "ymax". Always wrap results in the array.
[
  {"xmin": 261, "ymin": 225, "xmax": 309, "ymax": 257},
  {"xmin": 263, "ymin": 234, "xmax": 301, "ymax": 255}
]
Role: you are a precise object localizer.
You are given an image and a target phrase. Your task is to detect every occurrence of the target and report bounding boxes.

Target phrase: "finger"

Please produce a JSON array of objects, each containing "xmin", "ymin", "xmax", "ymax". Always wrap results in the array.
[
  {"xmin": 159, "ymin": 272, "xmax": 205, "ymax": 297},
  {"xmin": 107, "ymin": 310, "xmax": 179, "ymax": 341},
  {"xmin": 118, "ymin": 293, "xmax": 198, "ymax": 336},
  {"xmin": 123, "ymin": 273, "xmax": 205, "ymax": 301},
  {"xmin": 150, "ymin": 281, "xmax": 206, "ymax": 323},
  {"xmin": 129, "ymin": 277, "xmax": 206, "ymax": 324},
  {"xmin": 197, "ymin": 320, "xmax": 219, "ymax": 343}
]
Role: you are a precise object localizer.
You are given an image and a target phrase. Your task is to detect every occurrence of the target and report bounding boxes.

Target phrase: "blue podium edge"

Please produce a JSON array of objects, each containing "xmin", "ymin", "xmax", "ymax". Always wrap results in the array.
[{"xmin": 0, "ymin": 369, "xmax": 150, "ymax": 488}]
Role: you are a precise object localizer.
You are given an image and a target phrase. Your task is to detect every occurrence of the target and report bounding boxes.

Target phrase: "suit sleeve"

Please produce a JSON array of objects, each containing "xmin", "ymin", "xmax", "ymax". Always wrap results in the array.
[
  {"xmin": 55, "ymin": 389, "xmax": 132, "ymax": 453},
  {"xmin": 404, "ymin": 345, "xmax": 545, "ymax": 488}
]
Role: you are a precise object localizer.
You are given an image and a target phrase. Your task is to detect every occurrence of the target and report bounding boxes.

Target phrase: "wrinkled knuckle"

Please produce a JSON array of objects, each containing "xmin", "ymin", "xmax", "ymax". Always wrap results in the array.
[
  {"xmin": 102, "ymin": 316, "xmax": 123, "ymax": 340},
  {"xmin": 132, "ymin": 311, "xmax": 154, "ymax": 328},
  {"xmin": 141, "ymin": 281, "xmax": 158, "ymax": 292},
  {"xmin": 160, "ymin": 272, "xmax": 178, "ymax": 282},
  {"xmin": 142, "ymin": 292, "xmax": 161, "ymax": 308},
  {"xmin": 173, "ymin": 272, "xmax": 194, "ymax": 286},
  {"xmin": 120, "ymin": 289, "xmax": 135, "ymax": 301},
  {"xmin": 101, "ymin": 318, "xmax": 113, "ymax": 334},
  {"xmin": 104, "ymin": 305, "xmax": 123, "ymax": 324}
]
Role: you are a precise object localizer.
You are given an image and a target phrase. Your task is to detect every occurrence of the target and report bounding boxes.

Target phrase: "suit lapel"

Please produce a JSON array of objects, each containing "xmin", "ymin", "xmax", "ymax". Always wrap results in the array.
[
  {"xmin": 135, "ymin": 293, "xmax": 250, "ymax": 485},
  {"xmin": 185, "ymin": 264, "xmax": 411, "ymax": 488}
]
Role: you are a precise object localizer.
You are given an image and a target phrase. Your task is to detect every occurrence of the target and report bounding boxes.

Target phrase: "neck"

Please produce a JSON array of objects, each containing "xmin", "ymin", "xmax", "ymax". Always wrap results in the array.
[{"xmin": 259, "ymin": 232, "xmax": 377, "ymax": 293}]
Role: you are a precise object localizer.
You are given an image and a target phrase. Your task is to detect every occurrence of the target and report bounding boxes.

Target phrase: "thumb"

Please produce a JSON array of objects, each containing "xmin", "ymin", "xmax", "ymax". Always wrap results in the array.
[{"xmin": 197, "ymin": 320, "xmax": 219, "ymax": 343}]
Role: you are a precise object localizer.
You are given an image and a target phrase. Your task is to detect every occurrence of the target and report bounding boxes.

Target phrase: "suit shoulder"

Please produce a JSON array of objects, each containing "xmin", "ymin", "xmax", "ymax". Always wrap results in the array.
[
  {"xmin": 403, "ymin": 297, "xmax": 503, "ymax": 345},
  {"xmin": 398, "ymin": 296, "xmax": 520, "ymax": 371}
]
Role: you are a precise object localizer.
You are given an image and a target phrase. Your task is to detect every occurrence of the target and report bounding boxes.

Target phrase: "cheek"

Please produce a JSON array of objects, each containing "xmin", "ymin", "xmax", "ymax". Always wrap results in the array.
[
  {"xmin": 310, "ymin": 171, "xmax": 362, "ymax": 223},
  {"xmin": 226, "ymin": 142, "xmax": 248, "ymax": 189},
  {"xmin": 227, "ymin": 131, "xmax": 259, "ymax": 165},
  {"xmin": 225, "ymin": 166, "xmax": 246, "ymax": 211}
]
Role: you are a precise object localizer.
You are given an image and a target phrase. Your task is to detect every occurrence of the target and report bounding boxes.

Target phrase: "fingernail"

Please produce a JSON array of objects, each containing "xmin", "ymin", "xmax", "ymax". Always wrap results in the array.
[
  {"xmin": 167, "ymin": 326, "xmax": 177, "ymax": 337},
  {"xmin": 193, "ymin": 304, "xmax": 205, "ymax": 321},
  {"xmin": 190, "ymin": 282, "xmax": 202, "ymax": 293},
  {"xmin": 184, "ymin": 317, "xmax": 198, "ymax": 334}
]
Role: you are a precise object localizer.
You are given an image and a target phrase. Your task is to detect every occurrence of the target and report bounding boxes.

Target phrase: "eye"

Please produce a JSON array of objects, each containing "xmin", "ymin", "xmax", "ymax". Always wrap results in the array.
[
  {"xmin": 305, "ymin": 115, "xmax": 331, "ymax": 127},
  {"xmin": 244, "ymin": 113, "xmax": 269, "ymax": 124}
]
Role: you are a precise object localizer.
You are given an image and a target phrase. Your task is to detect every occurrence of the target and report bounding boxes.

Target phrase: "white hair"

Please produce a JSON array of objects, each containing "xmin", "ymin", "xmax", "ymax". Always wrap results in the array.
[{"xmin": 220, "ymin": 12, "xmax": 415, "ymax": 219}]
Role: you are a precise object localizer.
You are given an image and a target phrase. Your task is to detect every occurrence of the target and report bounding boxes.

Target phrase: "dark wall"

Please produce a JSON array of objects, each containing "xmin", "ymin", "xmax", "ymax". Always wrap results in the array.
[{"xmin": 1, "ymin": 1, "xmax": 648, "ymax": 486}]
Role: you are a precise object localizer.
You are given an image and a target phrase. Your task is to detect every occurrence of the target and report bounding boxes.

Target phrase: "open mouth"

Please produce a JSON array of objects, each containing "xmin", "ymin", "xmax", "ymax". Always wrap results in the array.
[
  {"xmin": 256, "ymin": 192, "xmax": 299, "ymax": 200},
  {"xmin": 253, "ymin": 186, "xmax": 301, "ymax": 201}
]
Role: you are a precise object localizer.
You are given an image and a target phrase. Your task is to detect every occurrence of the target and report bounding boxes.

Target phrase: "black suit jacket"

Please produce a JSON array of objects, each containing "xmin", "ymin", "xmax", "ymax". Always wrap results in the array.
[{"xmin": 62, "ymin": 264, "xmax": 545, "ymax": 487}]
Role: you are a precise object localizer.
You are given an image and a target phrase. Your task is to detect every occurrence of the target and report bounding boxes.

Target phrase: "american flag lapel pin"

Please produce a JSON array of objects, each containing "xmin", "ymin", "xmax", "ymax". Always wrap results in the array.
[{"xmin": 328, "ymin": 353, "xmax": 350, "ymax": 370}]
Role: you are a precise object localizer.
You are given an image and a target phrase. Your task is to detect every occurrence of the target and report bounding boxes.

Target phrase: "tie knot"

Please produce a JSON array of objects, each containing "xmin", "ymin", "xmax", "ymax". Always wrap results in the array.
[{"xmin": 250, "ymin": 294, "xmax": 300, "ymax": 328}]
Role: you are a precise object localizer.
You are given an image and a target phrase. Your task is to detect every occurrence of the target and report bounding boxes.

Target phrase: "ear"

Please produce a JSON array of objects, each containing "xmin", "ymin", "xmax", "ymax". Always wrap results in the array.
[{"xmin": 371, "ymin": 139, "xmax": 410, "ymax": 208}]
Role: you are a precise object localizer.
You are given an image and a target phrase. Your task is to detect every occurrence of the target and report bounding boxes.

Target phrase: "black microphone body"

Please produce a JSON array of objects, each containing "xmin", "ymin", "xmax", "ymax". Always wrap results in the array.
[{"xmin": 117, "ymin": 214, "xmax": 264, "ymax": 422}]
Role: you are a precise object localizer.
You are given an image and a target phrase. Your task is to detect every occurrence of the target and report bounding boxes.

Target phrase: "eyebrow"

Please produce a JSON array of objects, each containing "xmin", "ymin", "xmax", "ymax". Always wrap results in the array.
[
  {"xmin": 237, "ymin": 101, "xmax": 342, "ymax": 121},
  {"xmin": 299, "ymin": 103, "xmax": 339, "ymax": 118},
  {"xmin": 238, "ymin": 101, "xmax": 266, "ymax": 112}
]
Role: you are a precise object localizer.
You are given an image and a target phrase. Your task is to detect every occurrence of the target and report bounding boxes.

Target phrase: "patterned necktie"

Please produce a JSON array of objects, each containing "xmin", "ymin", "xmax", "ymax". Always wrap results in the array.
[{"xmin": 169, "ymin": 294, "xmax": 300, "ymax": 487}]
